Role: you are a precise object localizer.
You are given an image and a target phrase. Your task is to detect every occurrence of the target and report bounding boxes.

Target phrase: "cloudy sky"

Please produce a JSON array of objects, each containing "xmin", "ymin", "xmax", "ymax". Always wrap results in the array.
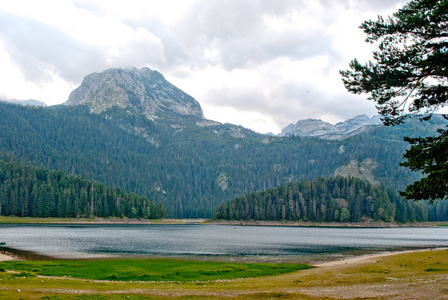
[{"xmin": 0, "ymin": 0, "xmax": 407, "ymax": 133}]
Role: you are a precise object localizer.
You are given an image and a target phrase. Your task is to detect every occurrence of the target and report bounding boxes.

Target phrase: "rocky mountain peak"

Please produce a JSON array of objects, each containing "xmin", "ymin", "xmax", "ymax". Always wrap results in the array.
[
  {"xmin": 285, "ymin": 118, "xmax": 338, "ymax": 137},
  {"xmin": 280, "ymin": 114, "xmax": 382, "ymax": 139},
  {"xmin": 334, "ymin": 114, "xmax": 381, "ymax": 134},
  {"xmin": 65, "ymin": 67, "xmax": 204, "ymax": 120}
]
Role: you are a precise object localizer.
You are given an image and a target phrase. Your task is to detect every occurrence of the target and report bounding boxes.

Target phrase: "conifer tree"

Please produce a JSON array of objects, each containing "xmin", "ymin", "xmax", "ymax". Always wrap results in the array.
[{"xmin": 340, "ymin": 0, "xmax": 448, "ymax": 201}]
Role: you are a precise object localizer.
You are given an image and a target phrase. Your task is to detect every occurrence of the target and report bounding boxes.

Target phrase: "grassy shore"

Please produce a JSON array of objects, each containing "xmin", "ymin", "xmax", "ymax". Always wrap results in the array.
[
  {"xmin": 0, "ymin": 216, "xmax": 206, "ymax": 224},
  {"xmin": 0, "ymin": 259, "xmax": 312, "ymax": 282},
  {"xmin": 0, "ymin": 248, "xmax": 446, "ymax": 299}
]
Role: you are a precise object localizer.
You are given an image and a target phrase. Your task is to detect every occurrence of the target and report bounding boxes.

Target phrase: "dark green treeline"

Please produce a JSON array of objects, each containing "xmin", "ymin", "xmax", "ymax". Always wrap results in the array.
[
  {"xmin": 0, "ymin": 159, "xmax": 165, "ymax": 219},
  {"xmin": 213, "ymin": 176, "xmax": 448, "ymax": 223}
]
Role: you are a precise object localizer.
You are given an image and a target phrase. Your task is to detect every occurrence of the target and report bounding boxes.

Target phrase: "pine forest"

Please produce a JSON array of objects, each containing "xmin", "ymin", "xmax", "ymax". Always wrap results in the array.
[
  {"xmin": 0, "ymin": 158, "xmax": 164, "ymax": 219},
  {"xmin": 213, "ymin": 176, "xmax": 448, "ymax": 223}
]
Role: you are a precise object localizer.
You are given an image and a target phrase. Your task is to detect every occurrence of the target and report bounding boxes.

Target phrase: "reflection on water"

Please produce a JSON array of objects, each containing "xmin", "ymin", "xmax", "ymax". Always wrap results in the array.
[{"xmin": 0, "ymin": 224, "xmax": 447, "ymax": 263}]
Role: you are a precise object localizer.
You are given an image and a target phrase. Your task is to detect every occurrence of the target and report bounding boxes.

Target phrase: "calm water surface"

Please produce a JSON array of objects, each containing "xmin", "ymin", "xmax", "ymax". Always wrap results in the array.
[{"xmin": 1, "ymin": 224, "xmax": 447, "ymax": 263}]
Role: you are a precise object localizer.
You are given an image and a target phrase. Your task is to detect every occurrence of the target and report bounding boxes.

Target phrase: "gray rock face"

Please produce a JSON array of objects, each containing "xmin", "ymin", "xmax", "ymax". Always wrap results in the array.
[
  {"xmin": 280, "ymin": 114, "xmax": 382, "ymax": 139},
  {"xmin": 282, "ymin": 119, "xmax": 338, "ymax": 137},
  {"xmin": 65, "ymin": 67, "xmax": 204, "ymax": 119},
  {"xmin": 280, "ymin": 123, "xmax": 295, "ymax": 136},
  {"xmin": 334, "ymin": 114, "xmax": 382, "ymax": 135},
  {"xmin": 334, "ymin": 158, "xmax": 379, "ymax": 185}
]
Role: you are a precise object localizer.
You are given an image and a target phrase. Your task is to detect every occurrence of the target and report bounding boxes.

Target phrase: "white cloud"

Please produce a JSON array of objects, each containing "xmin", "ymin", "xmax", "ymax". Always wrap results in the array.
[
  {"xmin": 0, "ymin": 0, "xmax": 407, "ymax": 131},
  {"xmin": 0, "ymin": 39, "xmax": 75, "ymax": 103},
  {"xmin": 0, "ymin": 2, "xmax": 166, "ymax": 81}
]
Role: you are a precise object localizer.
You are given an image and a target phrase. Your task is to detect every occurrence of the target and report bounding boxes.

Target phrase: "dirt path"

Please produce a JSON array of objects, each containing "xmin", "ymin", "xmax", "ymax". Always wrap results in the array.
[{"xmin": 314, "ymin": 247, "xmax": 448, "ymax": 267}]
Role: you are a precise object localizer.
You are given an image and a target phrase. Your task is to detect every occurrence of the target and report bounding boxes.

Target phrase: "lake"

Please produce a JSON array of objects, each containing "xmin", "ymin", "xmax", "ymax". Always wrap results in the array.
[{"xmin": 1, "ymin": 224, "xmax": 448, "ymax": 263}]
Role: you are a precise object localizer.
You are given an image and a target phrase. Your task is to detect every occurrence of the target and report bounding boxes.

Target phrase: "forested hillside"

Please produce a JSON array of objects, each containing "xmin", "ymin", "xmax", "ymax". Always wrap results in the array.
[
  {"xmin": 0, "ymin": 102, "xmax": 444, "ymax": 218},
  {"xmin": 212, "ymin": 176, "xmax": 448, "ymax": 223},
  {"xmin": 0, "ymin": 158, "xmax": 164, "ymax": 219}
]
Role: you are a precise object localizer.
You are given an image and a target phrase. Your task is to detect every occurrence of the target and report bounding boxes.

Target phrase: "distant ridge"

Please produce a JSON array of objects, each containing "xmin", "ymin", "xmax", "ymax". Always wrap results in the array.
[
  {"xmin": 280, "ymin": 114, "xmax": 382, "ymax": 139},
  {"xmin": 1, "ymin": 99, "xmax": 46, "ymax": 107}
]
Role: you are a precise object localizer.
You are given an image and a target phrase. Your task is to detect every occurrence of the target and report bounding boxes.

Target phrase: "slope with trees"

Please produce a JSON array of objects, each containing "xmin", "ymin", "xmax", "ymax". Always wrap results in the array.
[
  {"xmin": 0, "ymin": 158, "xmax": 163, "ymax": 219},
  {"xmin": 0, "ymin": 101, "xmax": 444, "ymax": 218},
  {"xmin": 212, "ymin": 176, "xmax": 448, "ymax": 223}
]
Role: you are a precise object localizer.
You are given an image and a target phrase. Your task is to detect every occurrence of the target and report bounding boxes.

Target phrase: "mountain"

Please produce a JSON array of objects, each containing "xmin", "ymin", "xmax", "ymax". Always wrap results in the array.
[
  {"xmin": 1, "ymin": 99, "xmax": 46, "ymax": 107},
  {"xmin": 280, "ymin": 114, "xmax": 382, "ymax": 139},
  {"xmin": 65, "ymin": 67, "xmax": 203, "ymax": 120},
  {"xmin": 0, "ymin": 67, "xmax": 444, "ymax": 218},
  {"xmin": 335, "ymin": 114, "xmax": 382, "ymax": 134}
]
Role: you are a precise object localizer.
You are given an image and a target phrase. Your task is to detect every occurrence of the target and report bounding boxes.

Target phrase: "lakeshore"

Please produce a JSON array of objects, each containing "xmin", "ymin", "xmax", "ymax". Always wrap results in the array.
[
  {"xmin": 207, "ymin": 219, "xmax": 442, "ymax": 227},
  {"xmin": 0, "ymin": 247, "xmax": 446, "ymax": 299},
  {"xmin": 0, "ymin": 216, "xmax": 446, "ymax": 227}
]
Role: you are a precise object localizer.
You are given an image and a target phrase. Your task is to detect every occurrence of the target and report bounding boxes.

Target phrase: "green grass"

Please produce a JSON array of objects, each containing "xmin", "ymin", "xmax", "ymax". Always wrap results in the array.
[
  {"xmin": 0, "ymin": 258, "xmax": 313, "ymax": 282},
  {"xmin": 0, "ymin": 250, "xmax": 446, "ymax": 299},
  {"xmin": 0, "ymin": 216, "xmax": 73, "ymax": 224},
  {"xmin": 0, "ymin": 216, "xmax": 203, "ymax": 224},
  {"xmin": 433, "ymin": 222, "xmax": 448, "ymax": 227}
]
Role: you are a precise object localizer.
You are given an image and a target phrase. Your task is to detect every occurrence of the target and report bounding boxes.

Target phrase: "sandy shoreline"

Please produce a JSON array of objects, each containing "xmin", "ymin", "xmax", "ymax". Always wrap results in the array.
[
  {"xmin": 0, "ymin": 253, "xmax": 14, "ymax": 261},
  {"xmin": 0, "ymin": 251, "xmax": 18, "ymax": 261},
  {"xmin": 313, "ymin": 247, "xmax": 448, "ymax": 267}
]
